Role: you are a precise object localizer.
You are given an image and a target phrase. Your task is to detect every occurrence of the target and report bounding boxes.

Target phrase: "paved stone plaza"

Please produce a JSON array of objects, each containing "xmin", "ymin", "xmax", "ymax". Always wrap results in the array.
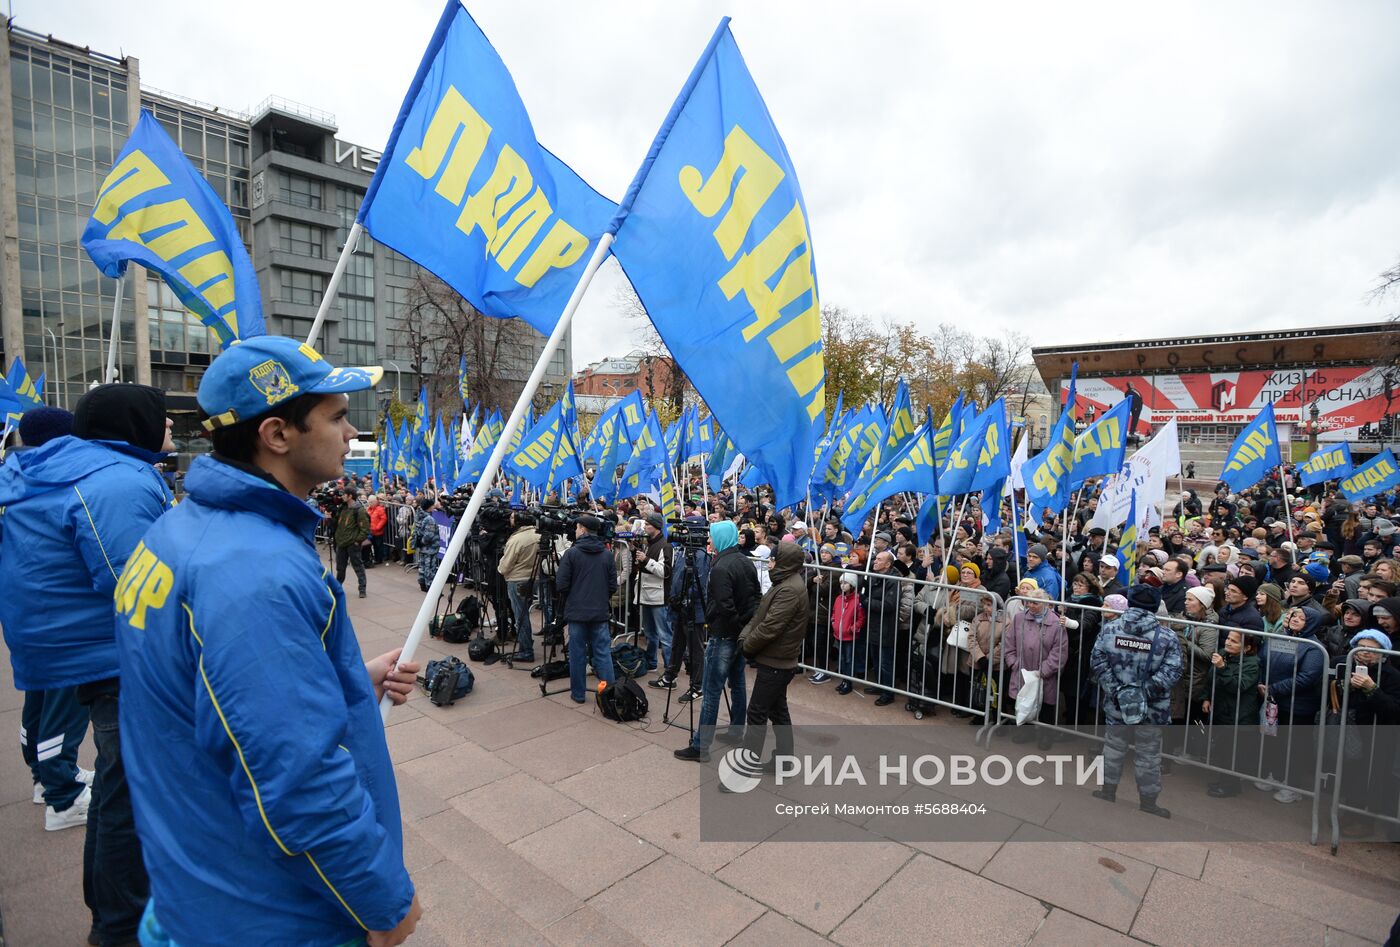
[{"xmin": 1, "ymin": 562, "xmax": 1397, "ymax": 945}]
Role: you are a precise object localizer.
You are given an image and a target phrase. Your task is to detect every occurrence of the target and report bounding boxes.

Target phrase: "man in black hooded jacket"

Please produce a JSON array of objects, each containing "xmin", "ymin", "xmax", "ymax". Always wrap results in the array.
[{"xmin": 557, "ymin": 515, "xmax": 618, "ymax": 703}]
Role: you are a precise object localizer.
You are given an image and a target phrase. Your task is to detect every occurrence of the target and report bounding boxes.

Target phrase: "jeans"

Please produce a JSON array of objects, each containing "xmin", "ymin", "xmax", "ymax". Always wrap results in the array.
[
  {"xmin": 537, "ymin": 575, "xmax": 556, "ymax": 627},
  {"xmin": 690, "ymin": 637, "xmax": 748, "ymax": 752},
  {"xmin": 837, "ymin": 639, "xmax": 866, "ymax": 681},
  {"xmin": 81, "ymin": 685, "xmax": 147, "ymax": 945},
  {"xmin": 335, "ymin": 542, "xmax": 367, "ymax": 593},
  {"xmin": 22, "ymin": 687, "xmax": 89, "ymax": 810},
  {"xmin": 568, "ymin": 621, "xmax": 615, "ymax": 701},
  {"xmin": 642, "ymin": 605, "xmax": 673, "ymax": 670},
  {"xmin": 508, "ymin": 580, "xmax": 535, "ymax": 658},
  {"xmin": 744, "ymin": 666, "xmax": 796, "ymax": 762}
]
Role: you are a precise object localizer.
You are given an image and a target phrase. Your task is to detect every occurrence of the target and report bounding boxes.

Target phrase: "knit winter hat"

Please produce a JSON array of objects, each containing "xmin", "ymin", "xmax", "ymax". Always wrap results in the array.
[
  {"xmin": 1128, "ymin": 583, "xmax": 1162, "ymax": 611},
  {"xmin": 710, "ymin": 520, "xmax": 739, "ymax": 552},
  {"xmin": 1028, "ymin": 543, "xmax": 1049, "ymax": 560},
  {"xmin": 839, "ymin": 571, "xmax": 858, "ymax": 589},
  {"xmin": 1229, "ymin": 575, "xmax": 1260, "ymax": 599},
  {"xmin": 1186, "ymin": 585, "xmax": 1215, "ymax": 610},
  {"xmin": 18, "ymin": 406, "xmax": 75, "ymax": 446},
  {"xmin": 1257, "ymin": 582, "xmax": 1284, "ymax": 606},
  {"xmin": 1104, "ymin": 593, "xmax": 1129, "ymax": 612}
]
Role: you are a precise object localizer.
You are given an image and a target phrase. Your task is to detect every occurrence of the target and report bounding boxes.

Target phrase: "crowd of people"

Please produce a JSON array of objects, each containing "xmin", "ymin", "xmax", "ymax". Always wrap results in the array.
[{"xmin": 4, "ymin": 334, "xmax": 1399, "ymax": 942}]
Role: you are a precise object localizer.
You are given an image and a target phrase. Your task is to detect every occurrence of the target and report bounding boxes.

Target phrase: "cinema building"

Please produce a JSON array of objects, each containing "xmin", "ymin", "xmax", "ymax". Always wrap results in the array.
[{"xmin": 1031, "ymin": 322, "xmax": 1400, "ymax": 469}]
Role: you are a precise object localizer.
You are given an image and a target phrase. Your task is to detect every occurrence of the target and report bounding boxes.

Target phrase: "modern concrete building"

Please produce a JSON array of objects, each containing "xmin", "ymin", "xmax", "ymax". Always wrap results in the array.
[{"xmin": 0, "ymin": 20, "xmax": 569, "ymax": 444}]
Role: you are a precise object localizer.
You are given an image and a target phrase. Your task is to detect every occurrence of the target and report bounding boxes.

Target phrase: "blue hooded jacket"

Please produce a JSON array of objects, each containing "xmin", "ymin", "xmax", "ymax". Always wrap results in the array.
[
  {"xmin": 0, "ymin": 435, "xmax": 173, "ymax": 690},
  {"xmin": 115, "ymin": 456, "xmax": 413, "ymax": 944}
]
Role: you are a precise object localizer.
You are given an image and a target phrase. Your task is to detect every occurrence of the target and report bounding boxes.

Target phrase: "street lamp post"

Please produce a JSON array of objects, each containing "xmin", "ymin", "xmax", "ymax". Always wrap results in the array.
[{"xmin": 1306, "ymin": 401, "xmax": 1320, "ymax": 456}]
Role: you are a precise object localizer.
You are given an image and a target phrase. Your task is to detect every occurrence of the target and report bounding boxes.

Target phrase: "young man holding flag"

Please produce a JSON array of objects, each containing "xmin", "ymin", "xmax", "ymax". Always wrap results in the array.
[{"xmin": 113, "ymin": 337, "xmax": 421, "ymax": 945}]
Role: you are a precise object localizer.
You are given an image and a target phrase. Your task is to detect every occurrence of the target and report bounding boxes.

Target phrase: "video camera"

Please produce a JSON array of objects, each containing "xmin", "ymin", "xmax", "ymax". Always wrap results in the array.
[
  {"xmin": 311, "ymin": 485, "xmax": 347, "ymax": 517},
  {"xmin": 532, "ymin": 504, "xmax": 616, "ymax": 543},
  {"xmin": 667, "ymin": 517, "xmax": 711, "ymax": 550}
]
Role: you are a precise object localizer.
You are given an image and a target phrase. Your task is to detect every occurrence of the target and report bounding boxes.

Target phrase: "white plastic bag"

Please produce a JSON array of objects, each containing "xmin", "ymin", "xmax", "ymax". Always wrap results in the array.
[
  {"xmin": 1015, "ymin": 669, "xmax": 1043, "ymax": 725},
  {"xmin": 945, "ymin": 620, "xmax": 973, "ymax": 651}
]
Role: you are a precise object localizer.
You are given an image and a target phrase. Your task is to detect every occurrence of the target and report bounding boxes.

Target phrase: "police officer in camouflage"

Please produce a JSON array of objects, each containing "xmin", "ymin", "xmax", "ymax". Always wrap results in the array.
[{"xmin": 1089, "ymin": 583, "xmax": 1184, "ymax": 818}]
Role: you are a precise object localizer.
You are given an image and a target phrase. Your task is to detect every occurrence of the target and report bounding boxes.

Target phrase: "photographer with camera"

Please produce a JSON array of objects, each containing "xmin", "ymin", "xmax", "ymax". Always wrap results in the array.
[
  {"xmin": 334, "ymin": 486, "xmax": 371, "ymax": 599},
  {"xmin": 635, "ymin": 512, "xmax": 674, "ymax": 673},
  {"xmin": 497, "ymin": 512, "xmax": 540, "ymax": 662},
  {"xmin": 675, "ymin": 521, "xmax": 761, "ymax": 761},
  {"xmin": 557, "ymin": 515, "xmax": 619, "ymax": 703}
]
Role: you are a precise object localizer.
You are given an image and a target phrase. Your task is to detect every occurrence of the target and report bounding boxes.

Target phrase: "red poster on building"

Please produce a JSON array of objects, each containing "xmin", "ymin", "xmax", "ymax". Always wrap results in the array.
[{"xmin": 1064, "ymin": 368, "xmax": 1391, "ymax": 440}]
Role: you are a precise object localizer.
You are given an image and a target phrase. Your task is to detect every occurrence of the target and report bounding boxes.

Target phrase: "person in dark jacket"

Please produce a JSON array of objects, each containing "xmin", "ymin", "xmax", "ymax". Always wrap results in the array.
[
  {"xmin": 0, "ymin": 383, "xmax": 174, "ymax": 944},
  {"xmin": 737, "ymin": 542, "xmax": 811, "ymax": 773},
  {"xmin": 676, "ymin": 521, "xmax": 760, "ymax": 761},
  {"xmin": 1218, "ymin": 575, "xmax": 1266, "ymax": 634},
  {"xmin": 1258, "ymin": 605, "xmax": 1327, "ymax": 803},
  {"xmin": 863, "ymin": 550, "xmax": 909, "ymax": 706},
  {"xmin": 982, "ymin": 546, "xmax": 1013, "ymax": 602},
  {"xmin": 1338, "ymin": 631, "xmax": 1400, "ymax": 827},
  {"xmin": 333, "ymin": 486, "xmax": 371, "ymax": 598},
  {"xmin": 1202, "ymin": 629, "xmax": 1263, "ymax": 797},
  {"xmin": 557, "ymin": 514, "xmax": 619, "ymax": 703}
]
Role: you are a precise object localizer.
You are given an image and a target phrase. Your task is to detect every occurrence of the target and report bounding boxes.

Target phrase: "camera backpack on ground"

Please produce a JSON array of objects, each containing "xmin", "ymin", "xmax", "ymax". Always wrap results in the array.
[
  {"xmin": 418, "ymin": 656, "xmax": 474, "ymax": 706},
  {"xmin": 596, "ymin": 678, "xmax": 648, "ymax": 722},
  {"xmin": 530, "ymin": 660, "xmax": 569, "ymax": 681},
  {"xmin": 610, "ymin": 642, "xmax": 646, "ymax": 678},
  {"xmin": 466, "ymin": 634, "xmax": 496, "ymax": 662}
]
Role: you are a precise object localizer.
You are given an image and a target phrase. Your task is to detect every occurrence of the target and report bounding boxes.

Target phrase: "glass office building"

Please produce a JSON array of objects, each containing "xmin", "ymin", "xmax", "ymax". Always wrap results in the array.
[{"xmin": 0, "ymin": 22, "xmax": 571, "ymax": 437}]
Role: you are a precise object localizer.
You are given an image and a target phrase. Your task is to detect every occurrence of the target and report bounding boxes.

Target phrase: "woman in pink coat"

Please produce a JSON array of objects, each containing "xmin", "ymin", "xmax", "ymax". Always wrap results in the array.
[{"xmin": 1003, "ymin": 587, "xmax": 1069, "ymax": 749}]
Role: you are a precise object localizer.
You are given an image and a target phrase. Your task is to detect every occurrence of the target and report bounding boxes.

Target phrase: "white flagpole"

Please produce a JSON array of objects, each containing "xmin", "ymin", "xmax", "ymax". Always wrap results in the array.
[
  {"xmin": 379, "ymin": 232, "xmax": 614, "ymax": 722},
  {"xmin": 305, "ymin": 221, "xmax": 364, "ymax": 348},
  {"xmin": 104, "ymin": 275, "xmax": 124, "ymax": 383},
  {"xmin": 1278, "ymin": 462, "xmax": 1296, "ymax": 545}
]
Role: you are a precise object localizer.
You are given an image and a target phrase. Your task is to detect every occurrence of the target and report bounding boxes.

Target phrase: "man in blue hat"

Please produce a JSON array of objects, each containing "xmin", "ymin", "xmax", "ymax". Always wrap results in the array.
[{"xmin": 114, "ymin": 337, "xmax": 421, "ymax": 946}]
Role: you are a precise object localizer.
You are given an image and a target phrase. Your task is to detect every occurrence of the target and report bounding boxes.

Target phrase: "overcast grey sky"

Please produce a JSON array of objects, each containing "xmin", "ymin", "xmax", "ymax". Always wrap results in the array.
[{"xmin": 31, "ymin": 0, "xmax": 1400, "ymax": 368}]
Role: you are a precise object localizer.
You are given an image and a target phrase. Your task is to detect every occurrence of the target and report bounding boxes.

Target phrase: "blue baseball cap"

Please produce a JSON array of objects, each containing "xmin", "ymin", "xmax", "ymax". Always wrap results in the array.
[{"xmin": 198, "ymin": 336, "xmax": 381, "ymax": 431}]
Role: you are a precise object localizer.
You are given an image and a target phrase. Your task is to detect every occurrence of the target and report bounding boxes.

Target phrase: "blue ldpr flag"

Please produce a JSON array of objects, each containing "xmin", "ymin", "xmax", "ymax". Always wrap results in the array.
[
  {"xmin": 938, "ymin": 401, "xmax": 1009, "ymax": 497},
  {"xmin": 1219, "ymin": 402, "xmax": 1280, "ymax": 494},
  {"xmin": 841, "ymin": 421, "xmax": 935, "ymax": 535},
  {"xmin": 358, "ymin": 0, "xmax": 616, "ymax": 336},
  {"xmin": 1023, "ymin": 363, "xmax": 1079, "ymax": 515},
  {"xmin": 1299, "ymin": 442, "xmax": 1352, "ymax": 488},
  {"xmin": 83, "ymin": 112, "xmax": 265, "ymax": 348},
  {"xmin": 608, "ymin": 18, "xmax": 824, "ymax": 508},
  {"xmin": 1339, "ymin": 449, "xmax": 1400, "ymax": 502},
  {"xmin": 619, "ymin": 410, "xmax": 669, "ymax": 497},
  {"xmin": 1068, "ymin": 397, "xmax": 1132, "ymax": 491}
]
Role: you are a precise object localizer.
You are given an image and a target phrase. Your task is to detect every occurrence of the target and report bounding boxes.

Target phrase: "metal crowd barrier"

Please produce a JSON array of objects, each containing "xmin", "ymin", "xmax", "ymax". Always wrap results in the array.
[
  {"xmin": 1328, "ymin": 644, "xmax": 1400, "ymax": 853},
  {"xmin": 798, "ymin": 561, "xmax": 1000, "ymax": 718},
  {"xmin": 984, "ymin": 595, "xmax": 1332, "ymax": 844}
]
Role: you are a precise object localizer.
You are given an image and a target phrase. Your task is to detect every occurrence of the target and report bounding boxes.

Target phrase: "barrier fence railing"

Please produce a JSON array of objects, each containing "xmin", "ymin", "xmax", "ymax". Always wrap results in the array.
[
  {"xmin": 1328, "ymin": 644, "xmax": 1400, "ymax": 853},
  {"xmin": 799, "ymin": 562, "xmax": 1001, "ymax": 719},
  {"xmin": 985, "ymin": 594, "xmax": 1333, "ymax": 844}
]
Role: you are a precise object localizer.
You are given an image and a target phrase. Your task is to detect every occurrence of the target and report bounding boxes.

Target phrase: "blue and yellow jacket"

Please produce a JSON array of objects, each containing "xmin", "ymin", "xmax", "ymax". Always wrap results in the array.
[
  {"xmin": 0, "ymin": 436, "xmax": 172, "ymax": 691},
  {"xmin": 115, "ymin": 455, "xmax": 414, "ymax": 945}
]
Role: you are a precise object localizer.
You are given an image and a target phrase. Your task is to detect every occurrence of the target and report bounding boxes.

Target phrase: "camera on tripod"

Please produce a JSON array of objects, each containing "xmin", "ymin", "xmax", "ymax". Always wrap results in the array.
[
  {"xmin": 439, "ymin": 488, "xmax": 472, "ymax": 518},
  {"xmin": 667, "ymin": 518, "xmax": 710, "ymax": 550},
  {"xmin": 533, "ymin": 504, "xmax": 616, "ymax": 542}
]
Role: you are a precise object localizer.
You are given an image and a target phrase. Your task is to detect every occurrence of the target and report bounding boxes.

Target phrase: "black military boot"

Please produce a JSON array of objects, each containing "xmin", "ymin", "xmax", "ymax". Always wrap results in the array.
[
  {"xmin": 1139, "ymin": 793, "xmax": 1171, "ymax": 819},
  {"xmin": 1092, "ymin": 783, "xmax": 1117, "ymax": 803}
]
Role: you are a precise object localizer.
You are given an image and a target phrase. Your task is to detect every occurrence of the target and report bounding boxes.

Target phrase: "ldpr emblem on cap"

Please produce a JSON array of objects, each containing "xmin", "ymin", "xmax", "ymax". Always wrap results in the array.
[{"xmin": 249, "ymin": 359, "xmax": 300, "ymax": 406}]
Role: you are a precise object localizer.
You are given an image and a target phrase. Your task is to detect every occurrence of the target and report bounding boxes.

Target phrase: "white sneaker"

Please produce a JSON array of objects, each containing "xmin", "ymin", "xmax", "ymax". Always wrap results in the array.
[
  {"xmin": 45, "ymin": 785, "xmax": 91, "ymax": 832},
  {"xmin": 1273, "ymin": 788, "xmax": 1303, "ymax": 804},
  {"xmin": 76, "ymin": 767, "xmax": 95, "ymax": 787},
  {"xmin": 32, "ymin": 782, "xmax": 44, "ymax": 805},
  {"xmin": 1252, "ymin": 779, "xmax": 1274, "ymax": 792},
  {"xmin": 809, "ymin": 672, "xmax": 831, "ymax": 684}
]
